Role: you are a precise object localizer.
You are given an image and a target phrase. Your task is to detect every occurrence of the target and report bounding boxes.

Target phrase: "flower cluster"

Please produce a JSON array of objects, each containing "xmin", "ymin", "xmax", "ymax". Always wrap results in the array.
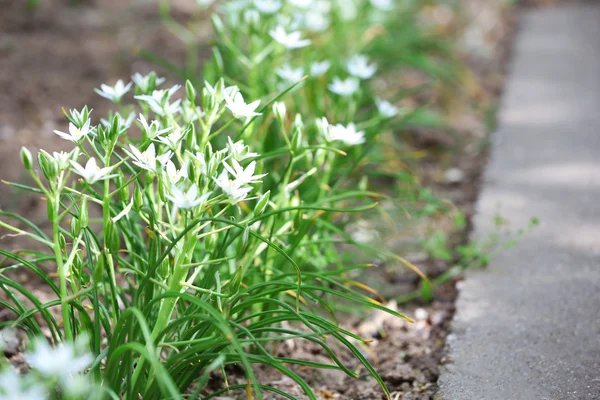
[
  {"xmin": 0, "ymin": 336, "xmax": 93, "ymax": 399},
  {"xmin": 0, "ymin": 0, "xmax": 424, "ymax": 399}
]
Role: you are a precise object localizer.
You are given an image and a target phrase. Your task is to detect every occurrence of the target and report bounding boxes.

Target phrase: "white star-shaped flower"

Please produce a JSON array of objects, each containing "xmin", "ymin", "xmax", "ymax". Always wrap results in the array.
[
  {"xmin": 154, "ymin": 128, "xmax": 185, "ymax": 149},
  {"xmin": 135, "ymin": 85, "xmax": 182, "ymax": 116},
  {"xmin": 310, "ymin": 60, "xmax": 331, "ymax": 77},
  {"xmin": 131, "ymin": 72, "xmax": 166, "ymax": 93},
  {"xmin": 0, "ymin": 368, "xmax": 47, "ymax": 400},
  {"xmin": 70, "ymin": 157, "xmax": 115, "ymax": 184},
  {"xmin": 276, "ymin": 65, "xmax": 305, "ymax": 83},
  {"xmin": 125, "ymin": 144, "xmax": 172, "ymax": 173},
  {"xmin": 226, "ymin": 137, "xmax": 259, "ymax": 161},
  {"xmin": 254, "ymin": 0, "xmax": 282, "ymax": 14},
  {"xmin": 138, "ymin": 114, "xmax": 172, "ymax": 138},
  {"xmin": 376, "ymin": 98, "xmax": 399, "ymax": 118},
  {"xmin": 223, "ymin": 159, "xmax": 267, "ymax": 186},
  {"xmin": 54, "ymin": 120, "xmax": 92, "ymax": 143},
  {"xmin": 325, "ymin": 123, "xmax": 366, "ymax": 146},
  {"xmin": 94, "ymin": 80, "xmax": 132, "ymax": 103},
  {"xmin": 40, "ymin": 149, "xmax": 78, "ymax": 170},
  {"xmin": 26, "ymin": 338, "xmax": 92, "ymax": 379},
  {"xmin": 269, "ymin": 25, "xmax": 311, "ymax": 49},
  {"xmin": 347, "ymin": 55, "xmax": 377, "ymax": 79},
  {"xmin": 225, "ymin": 92, "xmax": 262, "ymax": 119},
  {"xmin": 214, "ymin": 171, "xmax": 253, "ymax": 204},
  {"xmin": 165, "ymin": 160, "xmax": 188, "ymax": 184},
  {"xmin": 166, "ymin": 184, "xmax": 211, "ymax": 209},
  {"xmin": 289, "ymin": 0, "xmax": 313, "ymax": 8},
  {"xmin": 371, "ymin": 0, "xmax": 393, "ymax": 10},
  {"xmin": 328, "ymin": 77, "xmax": 360, "ymax": 96}
]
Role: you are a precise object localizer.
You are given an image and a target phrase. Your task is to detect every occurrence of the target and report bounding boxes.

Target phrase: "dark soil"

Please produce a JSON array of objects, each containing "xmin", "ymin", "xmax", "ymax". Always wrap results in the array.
[{"xmin": 0, "ymin": 1, "xmax": 516, "ymax": 399}]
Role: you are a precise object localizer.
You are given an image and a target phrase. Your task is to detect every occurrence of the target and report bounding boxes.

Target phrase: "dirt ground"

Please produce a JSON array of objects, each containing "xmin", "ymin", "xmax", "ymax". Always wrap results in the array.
[
  {"xmin": 0, "ymin": 1, "xmax": 515, "ymax": 399},
  {"xmin": 0, "ymin": 0, "xmax": 197, "ymax": 227}
]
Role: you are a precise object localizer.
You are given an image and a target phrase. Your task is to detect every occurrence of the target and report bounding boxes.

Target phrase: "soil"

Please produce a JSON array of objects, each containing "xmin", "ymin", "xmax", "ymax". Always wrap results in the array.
[{"xmin": 0, "ymin": 1, "xmax": 516, "ymax": 399}]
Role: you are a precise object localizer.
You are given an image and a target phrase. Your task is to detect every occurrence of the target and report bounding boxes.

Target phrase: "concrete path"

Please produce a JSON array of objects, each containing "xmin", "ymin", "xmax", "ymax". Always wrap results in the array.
[{"xmin": 438, "ymin": 5, "xmax": 600, "ymax": 400}]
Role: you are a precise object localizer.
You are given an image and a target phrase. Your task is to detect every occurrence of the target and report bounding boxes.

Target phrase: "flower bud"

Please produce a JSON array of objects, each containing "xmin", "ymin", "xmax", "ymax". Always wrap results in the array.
[
  {"xmin": 272, "ymin": 102, "xmax": 286, "ymax": 125},
  {"xmin": 244, "ymin": 9, "xmax": 260, "ymax": 28},
  {"xmin": 236, "ymin": 226, "xmax": 250, "ymax": 254},
  {"xmin": 47, "ymin": 198, "xmax": 56, "ymax": 222},
  {"xmin": 211, "ymin": 14, "xmax": 226, "ymax": 38},
  {"xmin": 70, "ymin": 217, "xmax": 80, "ymax": 238},
  {"xmin": 116, "ymin": 171, "xmax": 129, "ymax": 203},
  {"xmin": 205, "ymin": 228, "xmax": 218, "ymax": 252},
  {"xmin": 186, "ymin": 80, "xmax": 196, "ymax": 102},
  {"xmin": 316, "ymin": 116, "xmax": 330, "ymax": 139},
  {"xmin": 79, "ymin": 198, "xmax": 89, "ymax": 229},
  {"xmin": 134, "ymin": 186, "xmax": 144, "ymax": 210},
  {"xmin": 253, "ymin": 191, "xmax": 270, "ymax": 216},
  {"xmin": 93, "ymin": 252, "xmax": 105, "ymax": 284},
  {"xmin": 104, "ymin": 220, "xmax": 120, "ymax": 254},
  {"xmin": 314, "ymin": 148, "xmax": 326, "ymax": 166},
  {"xmin": 20, "ymin": 147, "xmax": 33, "ymax": 171},
  {"xmin": 291, "ymin": 129, "xmax": 302, "ymax": 152},
  {"xmin": 38, "ymin": 152, "xmax": 58, "ymax": 182},
  {"xmin": 359, "ymin": 176, "xmax": 369, "ymax": 191},
  {"xmin": 59, "ymin": 233, "xmax": 67, "ymax": 253}
]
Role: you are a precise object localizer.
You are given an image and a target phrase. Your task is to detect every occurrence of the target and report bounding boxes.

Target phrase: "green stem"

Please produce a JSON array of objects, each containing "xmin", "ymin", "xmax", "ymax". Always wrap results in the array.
[{"xmin": 52, "ymin": 196, "xmax": 73, "ymax": 342}]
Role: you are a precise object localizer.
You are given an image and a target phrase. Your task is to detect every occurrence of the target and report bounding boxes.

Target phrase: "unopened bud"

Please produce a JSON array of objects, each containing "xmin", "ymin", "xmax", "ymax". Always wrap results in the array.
[{"xmin": 20, "ymin": 147, "xmax": 33, "ymax": 171}]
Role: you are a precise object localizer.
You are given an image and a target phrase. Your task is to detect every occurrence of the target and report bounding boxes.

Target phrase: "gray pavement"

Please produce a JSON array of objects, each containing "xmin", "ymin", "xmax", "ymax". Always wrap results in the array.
[{"xmin": 437, "ymin": 4, "xmax": 600, "ymax": 400}]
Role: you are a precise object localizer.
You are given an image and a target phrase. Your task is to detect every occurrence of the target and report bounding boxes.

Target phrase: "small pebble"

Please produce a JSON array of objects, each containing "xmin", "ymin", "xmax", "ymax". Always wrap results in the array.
[
  {"xmin": 414, "ymin": 308, "xmax": 429, "ymax": 321},
  {"xmin": 444, "ymin": 168, "xmax": 465, "ymax": 184}
]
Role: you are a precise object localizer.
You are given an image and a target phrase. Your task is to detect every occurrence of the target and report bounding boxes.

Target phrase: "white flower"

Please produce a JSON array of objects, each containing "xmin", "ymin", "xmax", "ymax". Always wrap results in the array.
[
  {"xmin": 135, "ymin": 85, "xmax": 182, "ymax": 116},
  {"xmin": 154, "ymin": 128, "xmax": 185, "ymax": 149},
  {"xmin": 138, "ymin": 114, "xmax": 172, "ymax": 138},
  {"xmin": 132, "ymin": 72, "xmax": 166, "ymax": 93},
  {"xmin": 0, "ymin": 368, "xmax": 47, "ymax": 400},
  {"xmin": 125, "ymin": 144, "xmax": 172, "ymax": 173},
  {"xmin": 244, "ymin": 9, "xmax": 261, "ymax": 26},
  {"xmin": 54, "ymin": 120, "xmax": 92, "ymax": 143},
  {"xmin": 269, "ymin": 25, "xmax": 311, "ymax": 49},
  {"xmin": 275, "ymin": 65, "xmax": 305, "ymax": 83},
  {"xmin": 289, "ymin": 0, "xmax": 313, "ymax": 8},
  {"xmin": 272, "ymin": 101, "xmax": 286, "ymax": 121},
  {"xmin": 196, "ymin": 0, "xmax": 215, "ymax": 7},
  {"xmin": 165, "ymin": 160, "xmax": 188, "ymax": 184},
  {"xmin": 166, "ymin": 184, "xmax": 211, "ymax": 209},
  {"xmin": 254, "ymin": 0, "xmax": 281, "ymax": 13},
  {"xmin": 310, "ymin": 60, "xmax": 331, "ymax": 77},
  {"xmin": 227, "ymin": 137, "xmax": 259, "ymax": 160},
  {"xmin": 70, "ymin": 158, "xmax": 115, "ymax": 184},
  {"xmin": 376, "ymin": 98, "xmax": 399, "ymax": 118},
  {"xmin": 328, "ymin": 77, "xmax": 360, "ymax": 96},
  {"xmin": 100, "ymin": 112, "xmax": 136, "ymax": 134},
  {"xmin": 223, "ymin": 160, "xmax": 267, "ymax": 186},
  {"xmin": 326, "ymin": 123, "xmax": 366, "ymax": 146},
  {"xmin": 40, "ymin": 149, "xmax": 78, "ymax": 170},
  {"xmin": 336, "ymin": 0, "xmax": 358, "ymax": 20},
  {"xmin": 205, "ymin": 80, "xmax": 238, "ymax": 105},
  {"xmin": 67, "ymin": 107, "xmax": 92, "ymax": 127},
  {"xmin": 347, "ymin": 55, "xmax": 377, "ymax": 79},
  {"xmin": 225, "ymin": 92, "xmax": 261, "ymax": 118},
  {"xmin": 315, "ymin": 116, "xmax": 330, "ymax": 137},
  {"xmin": 26, "ymin": 338, "xmax": 92, "ymax": 379},
  {"xmin": 370, "ymin": 0, "xmax": 393, "ymax": 10},
  {"xmin": 51, "ymin": 151, "xmax": 74, "ymax": 169},
  {"xmin": 305, "ymin": 12, "xmax": 329, "ymax": 32},
  {"xmin": 214, "ymin": 171, "xmax": 252, "ymax": 204},
  {"xmin": 94, "ymin": 80, "xmax": 132, "ymax": 103}
]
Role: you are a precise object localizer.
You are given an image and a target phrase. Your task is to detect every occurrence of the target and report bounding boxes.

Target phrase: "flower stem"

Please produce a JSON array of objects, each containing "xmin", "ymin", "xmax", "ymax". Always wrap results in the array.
[{"xmin": 51, "ymin": 195, "xmax": 73, "ymax": 342}]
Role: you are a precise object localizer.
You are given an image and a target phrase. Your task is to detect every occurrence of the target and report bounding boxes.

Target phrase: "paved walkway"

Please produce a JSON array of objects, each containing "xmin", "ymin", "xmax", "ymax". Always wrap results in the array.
[{"xmin": 438, "ymin": 5, "xmax": 600, "ymax": 400}]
